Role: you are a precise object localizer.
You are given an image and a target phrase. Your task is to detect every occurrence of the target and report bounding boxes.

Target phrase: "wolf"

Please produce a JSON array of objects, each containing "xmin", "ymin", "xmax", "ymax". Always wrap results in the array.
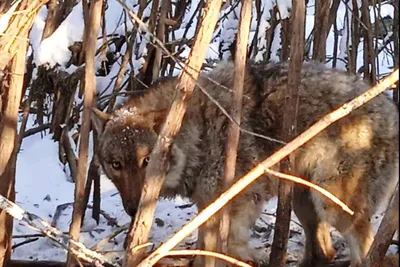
[{"xmin": 92, "ymin": 61, "xmax": 399, "ymax": 267}]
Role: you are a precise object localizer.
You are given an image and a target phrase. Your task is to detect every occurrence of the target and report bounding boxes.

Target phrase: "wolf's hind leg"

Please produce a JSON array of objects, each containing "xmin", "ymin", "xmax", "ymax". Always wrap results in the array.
[
  {"xmin": 293, "ymin": 186, "xmax": 335, "ymax": 267},
  {"xmin": 334, "ymin": 212, "xmax": 374, "ymax": 267}
]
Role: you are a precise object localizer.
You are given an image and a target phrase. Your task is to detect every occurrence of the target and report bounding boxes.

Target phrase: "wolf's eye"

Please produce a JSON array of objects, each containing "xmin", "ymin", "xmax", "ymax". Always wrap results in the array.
[
  {"xmin": 142, "ymin": 156, "xmax": 150, "ymax": 168},
  {"xmin": 111, "ymin": 161, "xmax": 122, "ymax": 170}
]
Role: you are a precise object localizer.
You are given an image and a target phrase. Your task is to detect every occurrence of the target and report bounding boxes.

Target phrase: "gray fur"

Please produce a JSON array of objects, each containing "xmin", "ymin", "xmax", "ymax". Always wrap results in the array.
[{"xmin": 94, "ymin": 61, "xmax": 399, "ymax": 266}]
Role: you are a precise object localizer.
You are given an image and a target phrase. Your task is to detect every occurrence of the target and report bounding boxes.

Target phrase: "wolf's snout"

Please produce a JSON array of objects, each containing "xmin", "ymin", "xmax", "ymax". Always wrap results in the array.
[{"xmin": 123, "ymin": 201, "xmax": 138, "ymax": 217}]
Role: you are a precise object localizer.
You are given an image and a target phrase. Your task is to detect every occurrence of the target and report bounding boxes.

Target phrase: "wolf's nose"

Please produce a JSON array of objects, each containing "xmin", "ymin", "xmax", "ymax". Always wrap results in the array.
[{"xmin": 125, "ymin": 204, "xmax": 138, "ymax": 217}]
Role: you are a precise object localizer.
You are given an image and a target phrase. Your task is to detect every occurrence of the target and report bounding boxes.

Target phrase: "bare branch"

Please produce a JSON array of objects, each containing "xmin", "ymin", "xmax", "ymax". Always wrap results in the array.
[
  {"xmin": 219, "ymin": 0, "xmax": 252, "ymax": 261},
  {"xmin": 270, "ymin": 0, "xmax": 305, "ymax": 265},
  {"xmin": 66, "ymin": 0, "xmax": 104, "ymax": 266}
]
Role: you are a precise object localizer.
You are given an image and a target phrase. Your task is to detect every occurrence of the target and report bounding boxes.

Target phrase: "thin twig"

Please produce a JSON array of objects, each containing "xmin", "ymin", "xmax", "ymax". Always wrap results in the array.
[
  {"xmin": 12, "ymin": 237, "xmax": 39, "ymax": 249},
  {"xmin": 90, "ymin": 223, "xmax": 129, "ymax": 251},
  {"xmin": 265, "ymin": 169, "xmax": 354, "ymax": 215}
]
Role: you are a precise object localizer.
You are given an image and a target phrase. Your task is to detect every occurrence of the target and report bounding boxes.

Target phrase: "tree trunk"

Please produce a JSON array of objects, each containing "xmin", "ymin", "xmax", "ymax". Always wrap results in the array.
[
  {"xmin": 363, "ymin": 186, "xmax": 399, "ymax": 267},
  {"xmin": 269, "ymin": 0, "xmax": 305, "ymax": 266},
  {"xmin": 0, "ymin": 1, "xmax": 49, "ymax": 266},
  {"xmin": 312, "ymin": 0, "xmax": 331, "ymax": 62},
  {"xmin": 65, "ymin": 0, "xmax": 103, "ymax": 266},
  {"xmin": 218, "ymin": 0, "xmax": 252, "ymax": 265},
  {"xmin": 361, "ymin": 0, "xmax": 376, "ymax": 84}
]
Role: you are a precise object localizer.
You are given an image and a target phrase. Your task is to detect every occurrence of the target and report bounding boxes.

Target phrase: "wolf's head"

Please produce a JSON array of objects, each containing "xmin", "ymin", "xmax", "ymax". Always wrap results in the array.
[{"xmin": 92, "ymin": 105, "xmax": 187, "ymax": 217}]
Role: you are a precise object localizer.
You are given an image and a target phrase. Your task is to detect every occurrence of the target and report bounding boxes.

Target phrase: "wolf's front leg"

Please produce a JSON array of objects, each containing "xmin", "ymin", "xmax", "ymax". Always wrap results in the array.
[
  {"xmin": 293, "ymin": 186, "xmax": 335, "ymax": 267},
  {"xmin": 228, "ymin": 192, "xmax": 266, "ymax": 264}
]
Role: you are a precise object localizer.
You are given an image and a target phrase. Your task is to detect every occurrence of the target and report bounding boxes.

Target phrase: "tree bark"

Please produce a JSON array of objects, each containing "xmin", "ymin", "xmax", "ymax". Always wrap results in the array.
[
  {"xmin": 122, "ymin": 0, "xmax": 223, "ymax": 265},
  {"xmin": 218, "ymin": 0, "xmax": 252, "ymax": 265},
  {"xmin": 0, "ymin": 1, "xmax": 48, "ymax": 266},
  {"xmin": 65, "ymin": 0, "xmax": 103, "ymax": 266},
  {"xmin": 269, "ymin": 0, "xmax": 305, "ymax": 266},
  {"xmin": 312, "ymin": 0, "xmax": 331, "ymax": 62},
  {"xmin": 361, "ymin": 0, "xmax": 376, "ymax": 84},
  {"xmin": 363, "ymin": 186, "xmax": 399, "ymax": 267},
  {"xmin": 348, "ymin": 0, "xmax": 360, "ymax": 74},
  {"xmin": 392, "ymin": 0, "xmax": 399, "ymax": 104},
  {"xmin": 152, "ymin": 0, "xmax": 169, "ymax": 82}
]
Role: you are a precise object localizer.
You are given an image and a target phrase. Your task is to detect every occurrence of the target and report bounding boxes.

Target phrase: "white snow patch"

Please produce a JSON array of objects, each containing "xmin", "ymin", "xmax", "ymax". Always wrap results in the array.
[{"xmin": 35, "ymin": 2, "xmax": 85, "ymax": 67}]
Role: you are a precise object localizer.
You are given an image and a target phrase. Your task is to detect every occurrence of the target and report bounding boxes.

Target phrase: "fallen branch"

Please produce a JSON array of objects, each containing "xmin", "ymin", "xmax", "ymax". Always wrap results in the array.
[
  {"xmin": 91, "ymin": 223, "xmax": 129, "ymax": 251},
  {"xmin": 9, "ymin": 260, "xmax": 93, "ymax": 267},
  {"xmin": 12, "ymin": 237, "xmax": 39, "ymax": 249},
  {"xmin": 165, "ymin": 250, "xmax": 252, "ymax": 267},
  {"xmin": 138, "ymin": 69, "xmax": 399, "ymax": 267},
  {"xmin": 265, "ymin": 169, "xmax": 354, "ymax": 215},
  {"xmin": 0, "ymin": 193, "xmax": 118, "ymax": 266},
  {"xmin": 22, "ymin": 123, "xmax": 51, "ymax": 138},
  {"xmin": 10, "ymin": 259, "xmax": 192, "ymax": 267}
]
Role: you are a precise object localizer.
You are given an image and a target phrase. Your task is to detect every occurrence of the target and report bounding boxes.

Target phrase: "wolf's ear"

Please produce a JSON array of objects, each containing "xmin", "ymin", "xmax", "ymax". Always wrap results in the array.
[
  {"xmin": 91, "ymin": 108, "xmax": 111, "ymax": 134},
  {"xmin": 150, "ymin": 109, "xmax": 168, "ymax": 134}
]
